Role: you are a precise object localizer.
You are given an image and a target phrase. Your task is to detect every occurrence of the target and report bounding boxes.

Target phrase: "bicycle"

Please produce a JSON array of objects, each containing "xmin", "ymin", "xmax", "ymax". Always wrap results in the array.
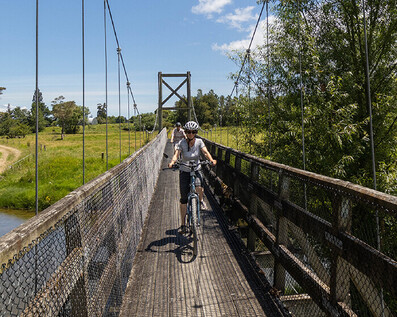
[{"xmin": 172, "ymin": 160, "xmax": 210, "ymax": 256}]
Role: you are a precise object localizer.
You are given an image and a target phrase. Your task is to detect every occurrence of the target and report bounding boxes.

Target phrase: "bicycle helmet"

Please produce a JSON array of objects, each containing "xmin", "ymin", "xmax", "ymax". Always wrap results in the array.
[
  {"xmin": 184, "ymin": 121, "xmax": 199, "ymax": 131},
  {"xmin": 175, "ymin": 122, "xmax": 181, "ymax": 127}
]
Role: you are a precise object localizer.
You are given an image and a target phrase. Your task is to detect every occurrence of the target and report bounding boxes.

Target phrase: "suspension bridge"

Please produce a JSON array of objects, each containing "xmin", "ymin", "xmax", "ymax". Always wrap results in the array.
[
  {"xmin": 0, "ymin": 129, "xmax": 396, "ymax": 316},
  {"xmin": 1, "ymin": 0, "xmax": 397, "ymax": 316}
]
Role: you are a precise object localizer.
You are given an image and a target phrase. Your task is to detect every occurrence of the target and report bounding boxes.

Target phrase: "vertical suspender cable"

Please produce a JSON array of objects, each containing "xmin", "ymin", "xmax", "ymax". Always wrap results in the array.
[
  {"xmin": 297, "ymin": 0, "xmax": 307, "ymax": 210},
  {"xmin": 266, "ymin": 0, "xmax": 273, "ymax": 191},
  {"xmin": 267, "ymin": 1, "xmax": 272, "ymax": 159},
  {"xmin": 247, "ymin": 49, "xmax": 252, "ymax": 154},
  {"xmin": 35, "ymin": 0, "xmax": 39, "ymax": 216},
  {"xmin": 298, "ymin": 0, "xmax": 306, "ymax": 172},
  {"xmin": 362, "ymin": 0, "xmax": 377, "ymax": 191},
  {"xmin": 34, "ymin": 0, "xmax": 39, "ymax": 298},
  {"xmin": 362, "ymin": 0, "xmax": 383, "ymax": 314},
  {"xmin": 117, "ymin": 47, "xmax": 121, "ymax": 163},
  {"xmin": 104, "ymin": 0, "xmax": 109, "ymax": 170},
  {"xmin": 127, "ymin": 82, "xmax": 131, "ymax": 155},
  {"xmin": 134, "ymin": 105, "xmax": 137, "ymax": 151},
  {"xmin": 82, "ymin": 0, "xmax": 85, "ymax": 184}
]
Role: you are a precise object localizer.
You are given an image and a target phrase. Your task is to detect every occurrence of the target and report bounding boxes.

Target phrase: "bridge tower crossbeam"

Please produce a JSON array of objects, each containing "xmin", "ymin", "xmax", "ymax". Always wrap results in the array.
[{"xmin": 157, "ymin": 71, "xmax": 192, "ymax": 131}]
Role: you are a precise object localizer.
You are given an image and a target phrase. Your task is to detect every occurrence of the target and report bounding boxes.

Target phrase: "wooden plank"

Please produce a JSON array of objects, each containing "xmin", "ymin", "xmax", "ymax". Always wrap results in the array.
[
  {"xmin": 120, "ymin": 141, "xmax": 288, "ymax": 317},
  {"xmin": 162, "ymin": 73, "xmax": 189, "ymax": 77}
]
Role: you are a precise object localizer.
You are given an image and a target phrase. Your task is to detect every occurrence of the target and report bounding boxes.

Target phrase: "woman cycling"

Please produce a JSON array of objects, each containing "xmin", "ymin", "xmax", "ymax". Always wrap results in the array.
[
  {"xmin": 170, "ymin": 122, "xmax": 186, "ymax": 154},
  {"xmin": 168, "ymin": 121, "xmax": 217, "ymax": 233}
]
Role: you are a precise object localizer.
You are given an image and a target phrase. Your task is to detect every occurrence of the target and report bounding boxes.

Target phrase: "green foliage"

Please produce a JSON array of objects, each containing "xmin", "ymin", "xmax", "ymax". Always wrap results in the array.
[
  {"xmin": 52, "ymin": 96, "xmax": 90, "ymax": 135},
  {"xmin": 96, "ymin": 103, "xmax": 107, "ymax": 124},
  {"xmin": 226, "ymin": 0, "xmax": 397, "ymax": 194},
  {"xmin": 30, "ymin": 89, "xmax": 52, "ymax": 131}
]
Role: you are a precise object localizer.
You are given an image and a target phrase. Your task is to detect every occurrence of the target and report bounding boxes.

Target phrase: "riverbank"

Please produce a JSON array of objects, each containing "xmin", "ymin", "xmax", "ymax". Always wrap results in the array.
[{"xmin": 0, "ymin": 125, "xmax": 154, "ymax": 211}]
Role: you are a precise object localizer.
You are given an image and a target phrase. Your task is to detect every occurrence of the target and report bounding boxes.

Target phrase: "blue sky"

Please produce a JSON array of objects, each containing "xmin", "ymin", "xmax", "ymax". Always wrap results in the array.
[{"xmin": 1, "ymin": 0, "xmax": 270, "ymax": 117}]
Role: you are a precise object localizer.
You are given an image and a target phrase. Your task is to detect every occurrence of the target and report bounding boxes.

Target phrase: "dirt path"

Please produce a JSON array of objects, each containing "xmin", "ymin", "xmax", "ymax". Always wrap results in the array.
[{"xmin": 0, "ymin": 145, "xmax": 22, "ymax": 174}]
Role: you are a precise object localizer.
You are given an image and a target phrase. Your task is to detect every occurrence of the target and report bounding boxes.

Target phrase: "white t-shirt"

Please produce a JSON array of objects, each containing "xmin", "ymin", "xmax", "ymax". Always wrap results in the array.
[
  {"xmin": 176, "ymin": 138, "xmax": 205, "ymax": 172},
  {"xmin": 172, "ymin": 128, "xmax": 185, "ymax": 143}
]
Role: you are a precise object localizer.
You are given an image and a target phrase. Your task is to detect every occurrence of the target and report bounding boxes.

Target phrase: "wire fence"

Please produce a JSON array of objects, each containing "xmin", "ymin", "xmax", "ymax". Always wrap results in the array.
[
  {"xmin": 203, "ymin": 138, "xmax": 397, "ymax": 317},
  {"xmin": 0, "ymin": 129, "xmax": 167, "ymax": 316}
]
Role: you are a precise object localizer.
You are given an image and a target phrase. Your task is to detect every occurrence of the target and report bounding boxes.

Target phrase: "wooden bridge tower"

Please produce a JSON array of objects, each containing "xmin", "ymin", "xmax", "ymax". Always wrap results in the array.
[{"xmin": 157, "ymin": 71, "xmax": 192, "ymax": 131}]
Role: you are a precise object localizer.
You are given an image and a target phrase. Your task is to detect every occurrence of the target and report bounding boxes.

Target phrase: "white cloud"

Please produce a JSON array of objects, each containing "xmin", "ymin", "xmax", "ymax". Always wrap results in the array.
[
  {"xmin": 192, "ymin": 0, "xmax": 232, "ymax": 16},
  {"xmin": 212, "ymin": 16, "xmax": 276, "ymax": 55},
  {"xmin": 216, "ymin": 6, "xmax": 257, "ymax": 31}
]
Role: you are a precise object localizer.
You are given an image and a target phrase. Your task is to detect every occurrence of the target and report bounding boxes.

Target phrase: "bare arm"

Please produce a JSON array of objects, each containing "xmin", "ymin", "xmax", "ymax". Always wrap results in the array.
[
  {"xmin": 168, "ymin": 149, "xmax": 181, "ymax": 168},
  {"xmin": 170, "ymin": 129, "xmax": 175, "ymax": 143},
  {"xmin": 201, "ymin": 146, "xmax": 217, "ymax": 166}
]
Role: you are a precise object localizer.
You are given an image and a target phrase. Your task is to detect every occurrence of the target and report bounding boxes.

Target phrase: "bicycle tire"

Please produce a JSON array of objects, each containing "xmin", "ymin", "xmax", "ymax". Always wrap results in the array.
[{"xmin": 191, "ymin": 197, "xmax": 199, "ymax": 256}]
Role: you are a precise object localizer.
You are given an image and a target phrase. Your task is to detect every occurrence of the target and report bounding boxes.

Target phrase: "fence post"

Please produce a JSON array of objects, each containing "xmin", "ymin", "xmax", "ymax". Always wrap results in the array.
[
  {"xmin": 233, "ymin": 155, "xmax": 242, "ymax": 197},
  {"xmin": 274, "ymin": 171, "xmax": 290, "ymax": 292},
  {"xmin": 224, "ymin": 149, "xmax": 230, "ymax": 165},
  {"xmin": 247, "ymin": 162, "xmax": 259, "ymax": 251},
  {"xmin": 64, "ymin": 212, "xmax": 88, "ymax": 316},
  {"xmin": 330, "ymin": 195, "xmax": 352, "ymax": 307}
]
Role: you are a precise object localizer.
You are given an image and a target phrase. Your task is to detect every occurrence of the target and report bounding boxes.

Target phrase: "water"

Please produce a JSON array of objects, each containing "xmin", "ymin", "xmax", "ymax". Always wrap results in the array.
[{"xmin": 0, "ymin": 209, "xmax": 35, "ymax": 238}]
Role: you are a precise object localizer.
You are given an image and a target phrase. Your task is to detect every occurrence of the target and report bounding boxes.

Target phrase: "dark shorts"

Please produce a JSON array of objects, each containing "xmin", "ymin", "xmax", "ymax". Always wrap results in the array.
[{"xmin": 179, "ymin": 170, "xmax": 203, "ymax": 204}]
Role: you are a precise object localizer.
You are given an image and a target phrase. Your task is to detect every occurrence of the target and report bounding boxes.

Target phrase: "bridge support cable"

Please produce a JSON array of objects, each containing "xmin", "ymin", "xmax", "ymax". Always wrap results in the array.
[
  {"xmin": 229, "ymin": 1, "xmax": 266, "ymax": 98},
  {"xmin": 82, "ymin": 0, "xmax": 86, "ymax": 184},
  {"xmin": 266, "ymin": 1, "xmax": 272, "ymax": 161},
  {"xmin": 34, "ymin": 0, "xmax": 39, "ymax": 299},
  {"xmin": 35, "ymin": 0, "xmax": 39, "ymax": 216},
  {"xmin": 225, "ymin": 1, "xmax": 265, "ymax": 152},
  {"xmin": 104, "ymin": 0, "xmax": 109, "ymax": 170},
  {"xmin": 117, "ymin": 47, "xmax": 122, "ymax": 163},
  {"xmin": 297, "ymin": 0, "xmax": 308, "ymax": 211},
  {"xmin": 127, "ymin": 82, "xmax": 131, "ymax": 155},
  {"xmin": 361, "ymin": 1, "xmax": 384, "ymax": 315},
  {"xmin": 104, "ymin": 0, "xmax": 141, "ymax": 157}
]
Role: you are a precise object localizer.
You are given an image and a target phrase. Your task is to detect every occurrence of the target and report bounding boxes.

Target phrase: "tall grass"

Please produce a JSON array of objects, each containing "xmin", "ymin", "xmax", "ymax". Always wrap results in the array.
[
  {"xmin": 200, "ymin": 126, "xmax": 262, "ymax": 153},
  {"xmin": 0, "ymin": 125, "xmax": 156, "ymax": 211}
]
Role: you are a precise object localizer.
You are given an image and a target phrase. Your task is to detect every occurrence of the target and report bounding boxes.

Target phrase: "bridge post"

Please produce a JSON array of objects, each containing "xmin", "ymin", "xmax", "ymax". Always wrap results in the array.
[
  {"xmin": 158, "ymin": 72, "xmax": 163, "ymax": 131},
  {"xmin": 233, "ymin": 155, "xmax": 242, "ymax": 193},
  {"xmin": 64, "ymin": 213, "xmax": 88, "ymax": 316},
  {"xmin": 274, "ymin": 171, "xmax": 289, "ymax": 293},
  {"xmin": 247, "ymin": 162, "xmax": 259, "ymax": 251},
  {"xmin": 330, "ymin": 196, "xmax": 352, "ymax": 307},
  {"xmin": 187, "ymin": 71, "xmax": 192, "ymax": 121}
]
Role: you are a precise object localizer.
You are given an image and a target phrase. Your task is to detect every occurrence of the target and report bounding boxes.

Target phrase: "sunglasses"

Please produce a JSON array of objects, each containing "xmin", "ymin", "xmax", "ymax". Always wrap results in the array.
[{"xmin": 186, "ymin": 130, "xmax": 197, "ymax": 134}]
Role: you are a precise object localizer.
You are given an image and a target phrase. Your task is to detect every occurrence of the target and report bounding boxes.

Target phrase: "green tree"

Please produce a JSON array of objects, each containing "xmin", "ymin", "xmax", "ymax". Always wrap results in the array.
[
  {"xmin": 230, "ymin": 0, "xmax": 397, "ymax": 192},
  {"xmin": 30, "ymin": 89, "xmax": 51, "ymax": 131},
  {"xmin": 96, "ymin": 102, "xmax": 107, "ymax": 124},
  {"xmin": 52, "ymin": 97, "xmax": 88, "ymax": 137}
]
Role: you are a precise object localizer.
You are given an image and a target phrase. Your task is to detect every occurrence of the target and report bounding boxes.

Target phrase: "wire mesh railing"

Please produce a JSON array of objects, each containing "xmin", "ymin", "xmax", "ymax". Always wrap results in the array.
[
  {"xmin": 0, "ymin": 128, "xmax": 167, "ymax": 317},
  {"xmin": 202, "ymin": 138, "xmax": 397, "ymax": 317}
]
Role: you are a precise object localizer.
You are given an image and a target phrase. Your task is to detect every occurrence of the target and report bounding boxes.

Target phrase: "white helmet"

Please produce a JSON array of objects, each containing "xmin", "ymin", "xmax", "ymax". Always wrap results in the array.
[{"xmin": 184, "ymin": 121, "xmax": 199, "ymax": 131}]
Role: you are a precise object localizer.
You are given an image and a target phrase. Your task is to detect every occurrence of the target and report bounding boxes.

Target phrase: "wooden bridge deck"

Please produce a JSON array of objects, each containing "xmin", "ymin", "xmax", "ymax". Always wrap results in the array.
[{"xmin": 120, "ymin": 142, "xmax": 289, "ymax": 317}]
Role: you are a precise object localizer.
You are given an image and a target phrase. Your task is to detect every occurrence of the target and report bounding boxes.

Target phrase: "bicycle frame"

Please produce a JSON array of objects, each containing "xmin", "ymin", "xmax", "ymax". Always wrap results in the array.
[{"xmin": 187, "ymin": 168, "xmax": 200, "ymax": 227}]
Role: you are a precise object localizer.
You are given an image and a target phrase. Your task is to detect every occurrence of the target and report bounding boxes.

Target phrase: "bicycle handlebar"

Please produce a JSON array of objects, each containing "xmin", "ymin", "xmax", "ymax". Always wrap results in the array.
[{"xmin": 174, "ymin": 160, "xmax": 211, "ymax": 169}]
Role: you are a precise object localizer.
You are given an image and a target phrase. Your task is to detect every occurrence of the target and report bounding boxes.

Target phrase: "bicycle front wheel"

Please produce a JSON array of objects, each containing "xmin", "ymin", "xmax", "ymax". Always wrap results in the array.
[{"xmin": 191, "ymin": 197, "xmax": 199, "ymax": 256}]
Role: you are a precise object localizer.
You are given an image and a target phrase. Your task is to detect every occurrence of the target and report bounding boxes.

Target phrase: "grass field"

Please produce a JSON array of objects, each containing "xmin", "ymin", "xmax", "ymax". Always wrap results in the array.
[
  {"xmin": 0, "ymin": 125, "xmax": 250, "ymax": 212},
  {"xmin": 0, "ymin": 124, "xmax": 158, "ymax": 211},
  {"xmin": 200, "ymin": 126, "xmax": 262, "ymax": 153}
]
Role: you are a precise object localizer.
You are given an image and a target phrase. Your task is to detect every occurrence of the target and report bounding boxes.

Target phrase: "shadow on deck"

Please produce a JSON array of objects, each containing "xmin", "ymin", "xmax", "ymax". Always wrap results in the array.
[{"xmin": 120, "ymin": 141, "xmax": 289, "ymax": 317}]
